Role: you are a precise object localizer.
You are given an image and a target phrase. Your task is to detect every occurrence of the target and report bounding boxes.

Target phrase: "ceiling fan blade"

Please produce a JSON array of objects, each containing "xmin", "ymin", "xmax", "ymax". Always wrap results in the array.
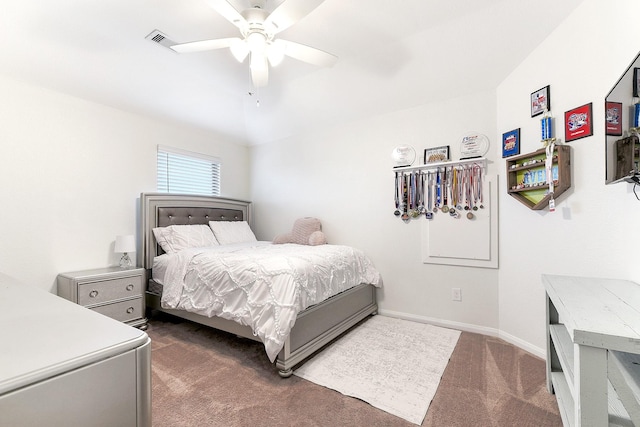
[
  {"xmin": 264, "ymin": 0, "xmax": 325, "ymax": 34},
  {"xmin": 206, "ymin": 0, "xmax": 248, "ymax": 31},
  {"xmin": 250, "ymin": 54, "xmax": 269, "ymax": 88},
  {"xmin": 170, "ymin": 37, "xmax": 239, "ymax": 53},
  {"xmin": 281, "ymin": 40, "xmax": 337, "ymax": 68}
]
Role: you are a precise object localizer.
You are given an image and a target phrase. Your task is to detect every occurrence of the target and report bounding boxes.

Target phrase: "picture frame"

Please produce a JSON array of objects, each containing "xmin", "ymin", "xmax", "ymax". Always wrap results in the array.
[
  {"xmin": 564, "ymin": 102, "xmax": 593, "ymax": 142},
  {"xmin": 634, "ymin": 68, "xmax": 640, "ymax": 97},
  {"xmin": 531, "ymin": 85, "xmax": 550, "ymax": 117},
  {"xmin": 502, "ymin": 128, "xmax": 520, "ymax": 158},
  {"xmin": 605, "ymin": 101, "xmax": 623, "ymax": 136},
  {"xmin": 423, "ymin": 145, "xmax": 450, "ymax": 163}
]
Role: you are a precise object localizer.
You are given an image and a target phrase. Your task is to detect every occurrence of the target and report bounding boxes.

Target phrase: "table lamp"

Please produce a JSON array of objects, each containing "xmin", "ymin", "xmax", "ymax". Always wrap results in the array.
[{"xmin": 115, "ymin": 235, "xmax": 135, "ymax": 268}]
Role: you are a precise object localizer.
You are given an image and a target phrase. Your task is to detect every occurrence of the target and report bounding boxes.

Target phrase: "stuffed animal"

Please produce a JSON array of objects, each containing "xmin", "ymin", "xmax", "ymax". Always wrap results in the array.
[{"xmin": 273, "ymin": 217, "xmax": 327, "ymax": 246}]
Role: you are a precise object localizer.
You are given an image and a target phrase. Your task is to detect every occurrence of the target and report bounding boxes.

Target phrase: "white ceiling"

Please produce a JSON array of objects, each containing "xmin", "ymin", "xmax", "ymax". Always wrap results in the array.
[{"xmin": 0, "ymin": 0, "xmax": 584, "ymax": 145}]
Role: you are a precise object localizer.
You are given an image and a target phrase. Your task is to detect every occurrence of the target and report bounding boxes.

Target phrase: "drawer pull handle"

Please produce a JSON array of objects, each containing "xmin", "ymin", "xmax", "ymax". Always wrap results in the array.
[
  {"xmin": 89, "ymin": 290, "xmax": 99, "ymax": 298},
  {"xmin": 126, "ymin": 307, "xmax": 134, "ymax": 314},
  {"xmin": 126, "ymin": 284, "xmax": 134, "ymax": 291}
]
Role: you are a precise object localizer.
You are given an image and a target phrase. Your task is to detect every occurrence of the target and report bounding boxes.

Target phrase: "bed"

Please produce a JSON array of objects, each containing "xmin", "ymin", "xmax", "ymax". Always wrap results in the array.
[{"xmin": 139, "ymin": 193, "xmax": 381, "ymax": 377}]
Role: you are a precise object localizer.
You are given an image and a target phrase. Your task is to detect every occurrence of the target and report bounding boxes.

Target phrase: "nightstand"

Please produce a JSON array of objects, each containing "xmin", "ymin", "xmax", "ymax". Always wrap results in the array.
[{"xmin": 57, "ymin": 267, "xmax": 147, "ymax": 329}]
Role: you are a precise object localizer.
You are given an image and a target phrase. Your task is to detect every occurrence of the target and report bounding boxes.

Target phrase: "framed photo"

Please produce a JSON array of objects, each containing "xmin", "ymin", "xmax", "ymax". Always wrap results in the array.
[
  {"xmin": 634, "ymin": 68, "xmax": 640, "ymax": 97},
  {"xmin": 605, "ymin": 101, "xmax": 623, "ymax": 136},
  {"xmin": 502, "ymin": 128, "xmax": 520, "ymax": 158},
  {"xmin": 423, "ymin": 145, "xmax": 450, "ymax": 163},
  {"xmin": 531, "ymin": 85, "xmax": 550, "ymax": 117},
  {"xmin": 564, "ymin": 102, "xmax": 593, "ymax": 142}
]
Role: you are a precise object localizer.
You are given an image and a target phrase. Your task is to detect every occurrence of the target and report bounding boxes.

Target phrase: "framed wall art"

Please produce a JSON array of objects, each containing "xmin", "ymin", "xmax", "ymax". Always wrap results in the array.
[
  {"xmin": 634, "ymin": 68, "xmax": 640, "ymax": 97},
  {"xmin": 423, "ymin": 145, "xmax": 450, "ymax": 163},
  {"xmin": 531, "ymin": 85, "xmax": 550, "ymax": 117},
  {"xmin": 564, "ymin": 102, "xmax": 593, "ymax": 142},
  {"xmin": 605, "ymin": 101, "xmax": 623, "ymax": 136},
  {"xmin": 502, "ymin": 128, "xmax": 520, "ymax": 158}
]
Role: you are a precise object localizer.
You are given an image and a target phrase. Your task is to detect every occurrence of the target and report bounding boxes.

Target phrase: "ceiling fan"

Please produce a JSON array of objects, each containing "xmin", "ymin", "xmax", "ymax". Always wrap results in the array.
[{"xmin": 170, "ymin": 0, "xmax": 338, "ymax": 88}]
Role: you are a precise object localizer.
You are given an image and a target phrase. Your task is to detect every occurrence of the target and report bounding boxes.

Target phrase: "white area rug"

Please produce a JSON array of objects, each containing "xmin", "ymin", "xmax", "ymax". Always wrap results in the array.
[{"xmin": 293, "ymin": 315, "xmax": 460, "ymax": 425}]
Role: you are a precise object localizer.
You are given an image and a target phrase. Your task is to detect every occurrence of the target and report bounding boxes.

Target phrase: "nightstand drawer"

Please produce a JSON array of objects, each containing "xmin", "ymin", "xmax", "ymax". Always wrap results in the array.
[
  {"xmin": 78, "ymin": 276, "xmax": 143, "ymax": 306},
  {"xmin": 91, "ymin": 297, "xmax": 144, "ymax": 323}
]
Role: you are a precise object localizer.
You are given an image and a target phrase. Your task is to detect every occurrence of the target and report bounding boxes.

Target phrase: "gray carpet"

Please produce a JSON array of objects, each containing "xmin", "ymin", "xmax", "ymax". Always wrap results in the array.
[{"xmin": 147, "ymin": 313, "xmax": 562, "ymax": 426}]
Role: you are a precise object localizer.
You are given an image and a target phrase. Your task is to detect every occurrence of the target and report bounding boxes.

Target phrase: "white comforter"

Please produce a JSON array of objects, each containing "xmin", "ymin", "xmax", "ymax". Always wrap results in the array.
[{"xmin": 155, "ymin": 241, "xmax": 381, "ymax": 362}]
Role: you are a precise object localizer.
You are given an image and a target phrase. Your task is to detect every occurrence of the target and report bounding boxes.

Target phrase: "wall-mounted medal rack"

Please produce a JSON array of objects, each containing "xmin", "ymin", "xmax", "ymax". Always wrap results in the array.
[{"xmin": 393, "ymin": 158, "xmax": 488, "ymax": 222}]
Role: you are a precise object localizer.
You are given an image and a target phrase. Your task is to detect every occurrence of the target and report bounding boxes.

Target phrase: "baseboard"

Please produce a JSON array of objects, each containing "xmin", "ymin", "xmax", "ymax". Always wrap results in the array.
[
  {"xmin": 377, "ymin": 309, "xmax": 545, "ymax": 360},
  {"xmin": 377, "ymin": 309, "xmax": 499, "ymax": 337},
  {"xmin": 497, "ymin": 330, "xmax": 545, "ymax": 360}
]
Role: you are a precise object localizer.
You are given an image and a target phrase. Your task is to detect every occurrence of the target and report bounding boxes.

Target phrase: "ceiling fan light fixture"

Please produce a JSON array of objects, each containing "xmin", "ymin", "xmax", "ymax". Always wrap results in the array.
[
  {"xmin": 247, "ymin": 31, "xmax": 267, "ymax": 54},
  {"xmin": 250, "ymin": 52, "xmax": 268, "ymax": 71},
  {"xmin": 166, "ymin": 0, "xmax": 337, "ymax": 88},
  {"xmin": 230, "ymin": 39, "xmax": 249, "ymax": 62},
  {"xmin": 267, "ymin": 40, "xmax": 285, "ymax": 67}
]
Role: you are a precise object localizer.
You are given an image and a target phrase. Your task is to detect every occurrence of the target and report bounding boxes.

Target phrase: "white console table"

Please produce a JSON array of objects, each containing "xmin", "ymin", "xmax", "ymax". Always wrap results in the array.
[
  {"xmin": 0, "ymin": 273, "xmax": 151, "ymax": 427},
  {"xmin": 544, "ymin": 274, "xmax": 640, "ymax": 427}
]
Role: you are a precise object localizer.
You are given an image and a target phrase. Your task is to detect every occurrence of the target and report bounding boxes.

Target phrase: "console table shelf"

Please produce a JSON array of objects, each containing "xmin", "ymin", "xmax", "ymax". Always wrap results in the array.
[{"xmin": 544, "ymin": 274, "xmax": 640, "ymax": 426}]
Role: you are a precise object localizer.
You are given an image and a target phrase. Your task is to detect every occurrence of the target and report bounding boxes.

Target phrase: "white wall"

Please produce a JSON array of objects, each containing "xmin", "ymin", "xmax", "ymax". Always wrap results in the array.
[
  {"xmin": 251, "ymin": 89, "xmax": 500, "ymax": 335},
  {"xmin": 252, "ymin": 0, "xmax": 640, "ymax": 358},
  {"xmin": 497, "ymin": 0, "xmax": 640, "ymax": 354},
  {"xmin": 0, "ymin": 74, "xmax": 250, "ymax": 292}
]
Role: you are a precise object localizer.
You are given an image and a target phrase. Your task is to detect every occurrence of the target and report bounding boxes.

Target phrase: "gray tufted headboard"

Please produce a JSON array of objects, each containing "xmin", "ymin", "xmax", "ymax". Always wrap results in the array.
[{"xmin": 138, "ymin": 193, "xmax": 252, "ymax": 269}]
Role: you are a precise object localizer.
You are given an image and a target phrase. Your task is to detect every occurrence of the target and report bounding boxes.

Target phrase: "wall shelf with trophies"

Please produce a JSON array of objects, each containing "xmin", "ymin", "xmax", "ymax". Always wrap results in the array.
[
  {"xmin": 393, "ymin": 157, "xmax": 487, "ymax": 173},
  {"xmin": 506, "ymin": 145, "xmax": 571, "ymax": 210}
]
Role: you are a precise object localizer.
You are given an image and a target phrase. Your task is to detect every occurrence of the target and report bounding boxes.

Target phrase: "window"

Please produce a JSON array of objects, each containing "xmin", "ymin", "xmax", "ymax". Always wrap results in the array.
[{"xmin": 157, "ymin": 145, "xmax": 221, "ymax": 196}]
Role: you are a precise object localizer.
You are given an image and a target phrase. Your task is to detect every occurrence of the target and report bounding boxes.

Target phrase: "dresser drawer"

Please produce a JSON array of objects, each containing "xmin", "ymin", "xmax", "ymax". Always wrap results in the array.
[
  {"xmin": 78, "ymin": 276, "xmax": 143, "ymax": 306},
  {"xmin": 91, "ymin": 297, "xmax": 144, "ymax": 323}
]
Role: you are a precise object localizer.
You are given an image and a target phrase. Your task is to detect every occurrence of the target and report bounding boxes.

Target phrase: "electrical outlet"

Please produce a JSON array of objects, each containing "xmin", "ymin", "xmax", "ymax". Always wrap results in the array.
[{"xmin": 452, "ymin": 288, "xmax": 462, "ymax": 301}]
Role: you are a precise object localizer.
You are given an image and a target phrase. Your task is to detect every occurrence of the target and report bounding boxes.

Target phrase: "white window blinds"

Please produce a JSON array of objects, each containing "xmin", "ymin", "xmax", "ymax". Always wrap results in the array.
[{"xmin": 157, "ymin": 145, "xmax": 221, "ymax": 196}]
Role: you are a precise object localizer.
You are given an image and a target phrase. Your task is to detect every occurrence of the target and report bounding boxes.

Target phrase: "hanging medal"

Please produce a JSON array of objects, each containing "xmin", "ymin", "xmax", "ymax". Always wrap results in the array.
[
  {"xmin": 401, "ymin": 173, "xmax": 410, "ymax": 222},
  {"xmin": 450, "ymin": 167, "xmax": 459, "ymax": 216},
  {"xmin": 435, "ymin": 168, "xmax": 441, "ymax": 213},
  {"xmin": 394, "ymin": 171, "xmax": 402, "ymax": 217},
  {"xmin": 451, "ymin": 167, "xmax": 458, "ymax": 210},
  {"xmin": 426, "ymin": 171, "xmax": 434, "ymax": 219},
  {"xmin": 464, "ymin": 166, "xmax": 474, "ymax": 219},
  {"xmin": 545, "ymin": 141, "xmax": 556, "ymax": 212},
  {"xmin": 442, "ymin": 167, "xmax": 450, "ymax": 213},
  {"xmin": 473, "ymin": 163, "xmax": 484, "ymax": 209},
  {"xmin": 412, "ymin": 172, "xmax": 420, "ymax": 218},
  {"xmin": 417, "ymin": 171, "xmax": 426, "ymax": 215}
]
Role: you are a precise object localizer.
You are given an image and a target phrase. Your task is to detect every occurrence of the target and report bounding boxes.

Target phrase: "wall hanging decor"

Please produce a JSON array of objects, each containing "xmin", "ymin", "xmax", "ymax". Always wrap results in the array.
[
  {"xmin": 391, "ymin": 145, "xmax": 416, "ymax": 168},
  {"xmin": 564, "ymin": 103, "xmax": 593, "ymax": 142},
  {"xmin": 502, "ymin": 128, "xmax": 520, "ymax": 158},
  {"xmin": 531, "ymin": 85, "xmax": 551, "ymax": 117},
  {"xmin": 605, "ymin": 101, "xmax": 623, "ymax": 136},
  {"xmin": 459, "ymin": 133, "xmax": 490, "ymax": 159},
  {"xmin": 423, "ymin": 145, "xmax": 450, "ymax": 163}
]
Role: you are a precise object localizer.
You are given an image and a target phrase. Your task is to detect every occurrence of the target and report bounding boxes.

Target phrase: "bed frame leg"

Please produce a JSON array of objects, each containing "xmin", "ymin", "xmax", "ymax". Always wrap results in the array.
[{"xmin": 278, "ymin": 368, "xmax": 293, "ymax": 378}]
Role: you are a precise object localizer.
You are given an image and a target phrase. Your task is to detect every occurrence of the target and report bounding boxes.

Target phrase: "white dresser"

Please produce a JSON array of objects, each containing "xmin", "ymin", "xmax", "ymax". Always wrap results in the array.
[
  {"xmin": 544, "ymin": 274, "xmax": 640, "ymax": 426},
  {"xmin": 0, "ymin": 273, "xmax": 151, "ymax": 427}
]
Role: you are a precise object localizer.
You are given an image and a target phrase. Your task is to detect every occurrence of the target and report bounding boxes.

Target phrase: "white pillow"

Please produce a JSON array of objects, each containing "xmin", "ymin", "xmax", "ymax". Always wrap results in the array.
[
  {"xmin": 152, "ymin": 224, "xmax": 219, "ymax": 254},
  {"xmin": 209, "ymin": 221, "xmax": 257, "ymax": 245}
]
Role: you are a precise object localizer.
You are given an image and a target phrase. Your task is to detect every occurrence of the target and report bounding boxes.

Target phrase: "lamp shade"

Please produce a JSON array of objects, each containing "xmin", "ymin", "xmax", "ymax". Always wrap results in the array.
[{"xmin": 114, "ymin": 235, "xmax": 136, "ymax": 253}]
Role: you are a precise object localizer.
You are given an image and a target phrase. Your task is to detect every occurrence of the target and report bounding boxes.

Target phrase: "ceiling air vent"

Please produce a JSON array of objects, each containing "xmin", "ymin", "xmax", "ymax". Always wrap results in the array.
[{"xmin": 145, "ymin": 30, "xmax": 177, "ymax": 50}]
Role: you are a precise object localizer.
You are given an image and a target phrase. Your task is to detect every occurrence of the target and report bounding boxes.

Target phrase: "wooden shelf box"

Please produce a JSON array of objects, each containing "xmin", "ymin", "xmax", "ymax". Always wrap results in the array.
[{"xmin": 506, "ymin": 145, "xmax": 571, "ymax": 210}]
